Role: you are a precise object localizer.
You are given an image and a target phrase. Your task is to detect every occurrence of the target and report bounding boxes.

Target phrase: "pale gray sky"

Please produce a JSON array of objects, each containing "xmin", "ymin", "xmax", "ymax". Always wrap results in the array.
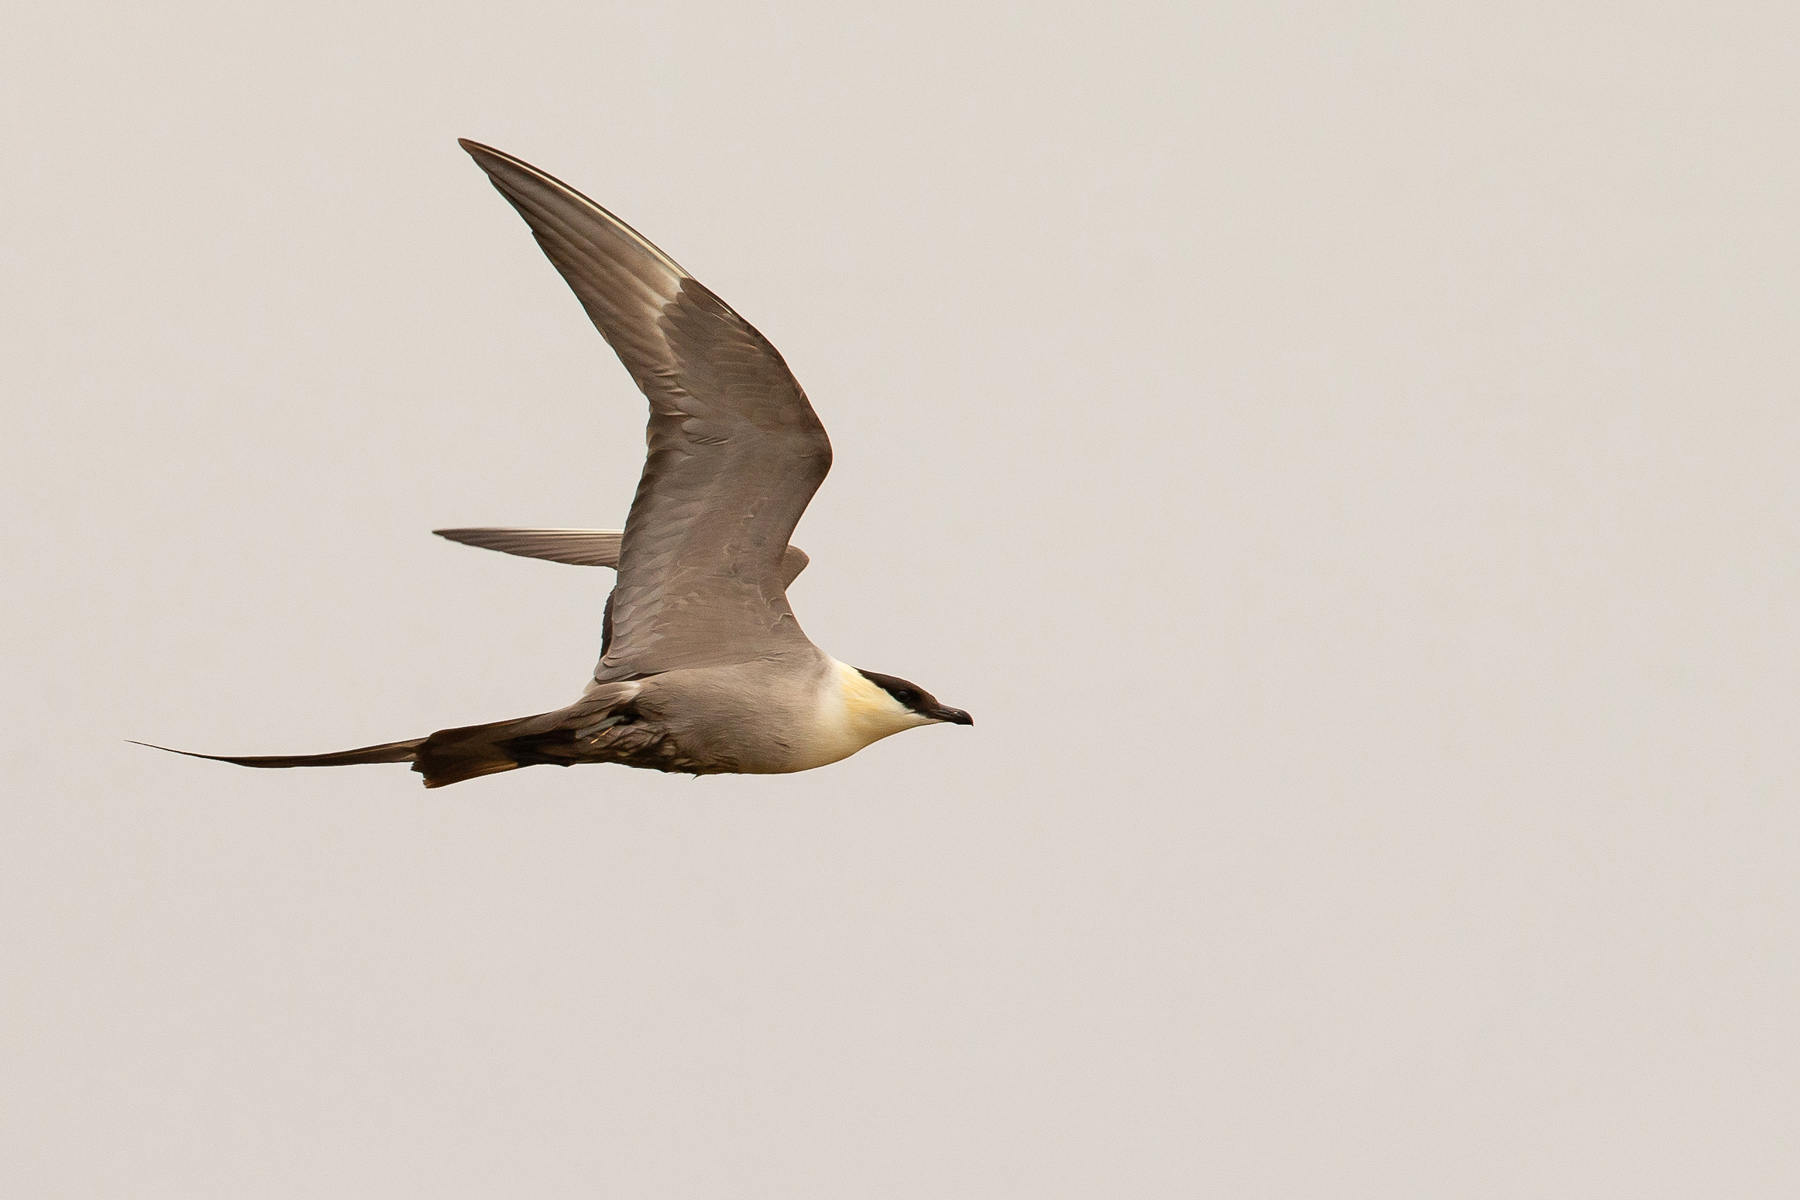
[{"xmin": 3, "ymin": 2, "xmax": 1798, "ymax": 1196}]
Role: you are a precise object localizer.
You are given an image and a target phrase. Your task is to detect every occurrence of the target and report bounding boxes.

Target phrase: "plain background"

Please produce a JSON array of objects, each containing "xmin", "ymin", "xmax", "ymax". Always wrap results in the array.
[{"xmin": 3, "ymin": 2, "xmax": 1797, "ymax": 1195}]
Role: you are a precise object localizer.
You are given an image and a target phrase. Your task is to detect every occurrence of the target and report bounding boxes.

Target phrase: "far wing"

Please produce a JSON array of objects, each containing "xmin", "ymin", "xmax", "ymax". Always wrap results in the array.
[
  {"xmin": 434, "ymin": 527, "xmax": 810, "ymax": 585},
  {"xmin": 434, "ymin": 527, "xmax": 622, "ymax": 567},
  {"xmin": 460, "ymin": 142, "xmax": 832, "ymax": 680}
]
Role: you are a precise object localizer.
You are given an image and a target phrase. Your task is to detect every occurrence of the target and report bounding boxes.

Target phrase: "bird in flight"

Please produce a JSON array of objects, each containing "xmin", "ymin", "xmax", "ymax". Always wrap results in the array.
[{"xmin": 146, "ymin": 140, "xmax": 971, "ymax": 788}]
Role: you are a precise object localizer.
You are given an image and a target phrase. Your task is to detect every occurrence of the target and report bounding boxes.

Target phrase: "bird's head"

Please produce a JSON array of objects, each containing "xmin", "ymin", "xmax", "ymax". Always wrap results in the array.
[{"xmin": 855, "ymin": 668, "xmax": 973, "ymax": 727}]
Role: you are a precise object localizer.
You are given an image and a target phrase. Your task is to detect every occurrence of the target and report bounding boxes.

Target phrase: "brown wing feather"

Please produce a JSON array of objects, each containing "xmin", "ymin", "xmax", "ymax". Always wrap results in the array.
[
  {"xmin": 459, "ymin": 142, "xmax": 831, "ymax": 680},
  {"xmin": 434, "ymin": 527, "xmax": 625, "ymax": 567},
  {"xmin": 434, "ymin": 527, "xmax": 810, "ymax": 585}
]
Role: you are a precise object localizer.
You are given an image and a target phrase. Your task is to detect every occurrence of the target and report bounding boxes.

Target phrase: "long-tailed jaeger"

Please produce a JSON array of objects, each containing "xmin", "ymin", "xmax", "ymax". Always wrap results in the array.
[{"xmin": 145, "ymin": 140, "xmax": 971, "ymax": 788}]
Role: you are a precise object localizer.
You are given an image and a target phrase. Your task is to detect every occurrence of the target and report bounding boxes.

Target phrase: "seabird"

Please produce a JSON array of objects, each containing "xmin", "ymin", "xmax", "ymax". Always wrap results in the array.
[{"xmin": 145, "ymin": 140, "xmax": 971, "ymax": 788}]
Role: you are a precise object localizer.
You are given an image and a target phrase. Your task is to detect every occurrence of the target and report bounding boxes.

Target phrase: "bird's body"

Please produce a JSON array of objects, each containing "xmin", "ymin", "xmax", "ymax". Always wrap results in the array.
[
  {"xmin": 574, "ymin": 656, "xmax": 934, "ymax": 777},
  {"xmin": 146, "ymin": 141, "xmax": 969, "ymax": 787}
]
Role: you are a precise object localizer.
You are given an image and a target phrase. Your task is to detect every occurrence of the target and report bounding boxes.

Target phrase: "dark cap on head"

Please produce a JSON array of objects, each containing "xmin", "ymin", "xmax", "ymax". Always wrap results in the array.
[{"xmin": 857, "ymin": 668, "xmax": 973, "ymax": 725}]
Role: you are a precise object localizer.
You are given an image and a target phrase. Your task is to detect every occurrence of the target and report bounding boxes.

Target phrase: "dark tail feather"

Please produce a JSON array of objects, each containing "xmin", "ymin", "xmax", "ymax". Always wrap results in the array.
[
  {"xmin": 135, "ymin": 707, "xmax": 590, "ymax": 790},
  {"xmin": 410, "ymin": 710, "xmax": 578, "ymax": 789},
  {"xmin": 130, "ymin": 738, "xmax": 425, "ymax": 769}
]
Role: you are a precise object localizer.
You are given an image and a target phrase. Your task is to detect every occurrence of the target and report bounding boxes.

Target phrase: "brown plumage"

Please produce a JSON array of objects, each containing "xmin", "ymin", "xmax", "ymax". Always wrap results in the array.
[{"xmin": 143, "ymin": 141, "xmax": 969, "ymax": 788}]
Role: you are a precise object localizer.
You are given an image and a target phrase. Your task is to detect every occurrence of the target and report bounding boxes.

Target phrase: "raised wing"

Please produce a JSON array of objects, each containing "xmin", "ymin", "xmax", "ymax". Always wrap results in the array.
[
  {"xmin": 434, "ymin": 527, "xmax": 810, "ymax": 585},
  {"xmin": 460, "ymin": 141, "xmax": 832, "ymax": 679}
]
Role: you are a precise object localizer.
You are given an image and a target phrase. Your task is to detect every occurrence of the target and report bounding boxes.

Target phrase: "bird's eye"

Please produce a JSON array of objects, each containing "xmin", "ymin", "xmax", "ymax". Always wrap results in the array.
[{"xmin": 896, "ymin": 690, "xmax": 919, "ymax": 706}]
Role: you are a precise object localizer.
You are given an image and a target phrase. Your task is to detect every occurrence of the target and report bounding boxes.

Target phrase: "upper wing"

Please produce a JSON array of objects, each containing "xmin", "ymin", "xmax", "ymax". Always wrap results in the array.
[
  {"xmin": 433, "ymin": 527, "xmax": 810, "ymax": 585},
  {"xmin": 460, "ymin": 141, "xmax": 832, "ymax": 679}
]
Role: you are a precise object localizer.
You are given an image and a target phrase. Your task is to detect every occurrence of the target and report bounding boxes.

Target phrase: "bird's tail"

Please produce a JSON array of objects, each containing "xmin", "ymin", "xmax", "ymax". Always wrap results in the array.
[
  {"xmin": 133, "ymin": 708, "xmax": 586, "ymax": 789},
  {"xmin": 408, "ymin": 710, "xmax": 583, "ymax": 788},
  {"xmin": 130, "ymin": 737, "xmax": 426, "ymax": 771}
]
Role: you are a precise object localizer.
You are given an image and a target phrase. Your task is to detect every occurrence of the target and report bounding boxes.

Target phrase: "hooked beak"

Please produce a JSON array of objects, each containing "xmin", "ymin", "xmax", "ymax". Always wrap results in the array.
[{"xmin": 931, "ymin": 706, "xmax": 974, "ymax": 726}]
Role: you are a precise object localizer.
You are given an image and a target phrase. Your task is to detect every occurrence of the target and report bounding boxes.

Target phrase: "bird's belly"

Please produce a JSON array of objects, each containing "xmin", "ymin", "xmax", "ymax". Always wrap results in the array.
[{"xmin": 689, "ymin": 715, "xmax": 874, "ymax": 775}]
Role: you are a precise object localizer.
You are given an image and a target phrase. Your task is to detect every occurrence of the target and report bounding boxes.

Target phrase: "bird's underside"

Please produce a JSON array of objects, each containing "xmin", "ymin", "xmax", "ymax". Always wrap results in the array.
[{"xmin": 144, "ymin": 141, "xmax": 970, "ymax": 788}]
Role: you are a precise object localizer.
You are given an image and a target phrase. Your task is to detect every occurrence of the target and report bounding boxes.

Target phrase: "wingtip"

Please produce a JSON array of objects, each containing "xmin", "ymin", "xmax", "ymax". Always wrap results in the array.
[
  {"xmin": 431, "ymin": 527, "xmax": 485, "ymax": 550},
  {"xmin": 458, "ymin": 138, "xmax": 508, "ymax": 165}
]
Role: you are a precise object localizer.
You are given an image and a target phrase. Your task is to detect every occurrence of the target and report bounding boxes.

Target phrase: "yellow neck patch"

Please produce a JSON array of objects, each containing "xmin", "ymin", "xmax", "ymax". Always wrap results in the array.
[{"xmin": 835, "ymin": 661, "xmax": 905, "ymax": 721}]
